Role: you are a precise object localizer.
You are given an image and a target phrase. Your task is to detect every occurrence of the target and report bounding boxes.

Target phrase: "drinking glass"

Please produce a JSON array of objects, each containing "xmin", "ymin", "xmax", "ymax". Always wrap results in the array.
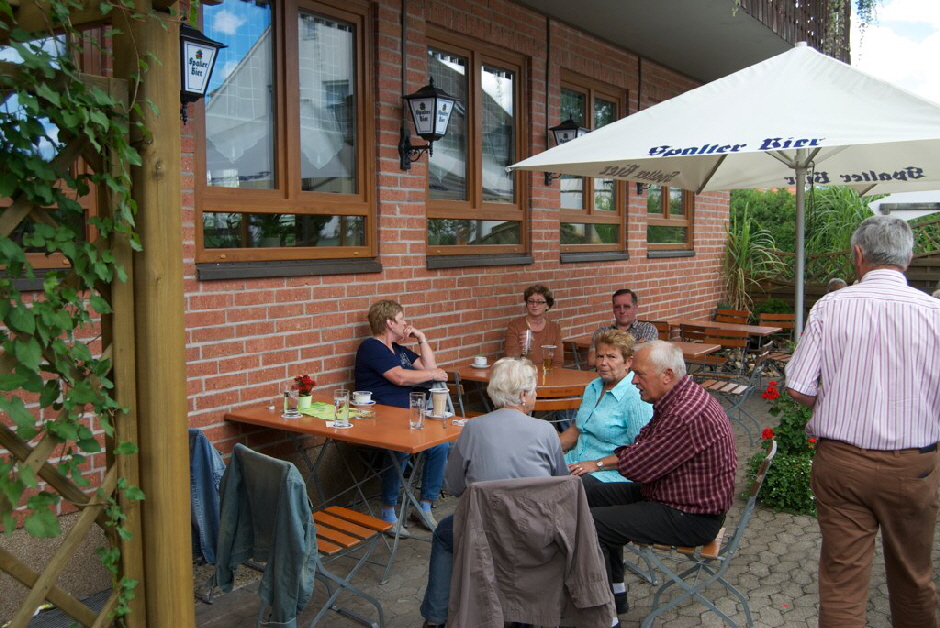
[
  {"xmin": 409, "ymin": 391, "xmax": 426, "ymax": 430},
  {"xmin": 333, "ymin": 389, "xmax": 350, "ymax": 428},
  {"xmin": 521, "ymin": 329, "xmax": 533, "ymax": 356},
  {"xmin": 541, "ymin": 345, "xmax": 556, "ymax": 370}
]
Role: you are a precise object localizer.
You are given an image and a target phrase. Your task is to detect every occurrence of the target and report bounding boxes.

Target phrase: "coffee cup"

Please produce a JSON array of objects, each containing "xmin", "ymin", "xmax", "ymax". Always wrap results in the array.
[
  {"xmin": 473, "ymin": 355, "xmax": 488, "ymax": 367},
  {"xmin": 431, "ymin": 388, "xmax": 449, "ymax": 417},
  {"xmin": 353, "ymin": 390, "xmax": 372, "ymax": 404}
]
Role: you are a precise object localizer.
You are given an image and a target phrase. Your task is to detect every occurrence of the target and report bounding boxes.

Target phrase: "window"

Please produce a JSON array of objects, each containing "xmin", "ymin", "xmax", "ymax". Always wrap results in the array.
[
  {"xmin": 646, "ymin": 185, "xmax": 693, "ymax": 250},
  {"xmin": 558, "ymin": 75, "xmax": 626, "ymax": 253},
  {"xmin": 425, "ymin": 30, "xmax": 526, "ymax": 255},
  {"xmin": 196, "ymin": 0, "xmax": 374, "ymax": 264}
]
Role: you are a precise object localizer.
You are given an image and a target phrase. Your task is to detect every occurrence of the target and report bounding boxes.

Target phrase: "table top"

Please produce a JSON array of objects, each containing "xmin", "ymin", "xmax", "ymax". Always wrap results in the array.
[
  {"xmin": 567, "ymin": 336, "xmax": 721, "ymax": 358},
  {"xmin": 454, "ymin": 363, "xmax": 596, "ymax": 394},
  {"xmin": 666, "ymin": 318, "xmax": 782, "ymax": 337},
  {"xmin": 225, "ymin": 397, "xmax": 461, "ymax": 454}
]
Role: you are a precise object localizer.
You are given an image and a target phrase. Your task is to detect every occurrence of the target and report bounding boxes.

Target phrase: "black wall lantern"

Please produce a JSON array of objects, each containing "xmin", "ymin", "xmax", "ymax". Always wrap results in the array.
[
  {"xmin": 180, "ymin": 24, "xmax": 226, "ymax": 124},
  {"xmin": 399, "ymin": 77, "xmax": 458, "ymax": 170},
  {"xmin": 544, "ymin": 118, "xmax": 589, "ymax": 185}
]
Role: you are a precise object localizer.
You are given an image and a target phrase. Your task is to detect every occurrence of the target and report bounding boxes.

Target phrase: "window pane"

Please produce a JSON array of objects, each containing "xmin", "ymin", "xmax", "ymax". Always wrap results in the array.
[
  {"xmin": 428, "ymin": 49, "xmax": 468, "ymax": 201},
  {"xmin": 298, "ymin": 12, "xmax": 357, "ymax": 194},
  {"xmin": 203, "ymin": 211, "xmax": 365, "ymax": 248},
  {"xmin": 559, "ymin": 175, "xmax": 583, "ymax": 210},
  {"xmin": 481, "ymin": 65, "xmax": 514, "ymax": 203},
  {"xmin": 427, "ymin": 219, "xmax": 520, "ymax": 245},
  {"xmin": 647, "ymin": 225, "xmax": 688, "ymax": 244},
  {"xmin": 560, "ymin": 88, "xmax": 585, "ymax": 125},
  {"xmin": 204, "ymin": 2, "xmax": 275, "ymax": 189},
  {"xmin": 594, "ymin": 97, "xmax": 615, "ymax": 129},
  {"xmin": 669, "ymin": 188, "xmax": 685, "ymax": 216},
  {"xmin": 647, "ymin": 185, "xmax": 663, "ymax": 214},
  {"xmin": 593, "ymin": 178, "xmax": 615, "ymax": 212},
  {"xmin": 561, "ymin": 223, "xmax": 619, "ymax": 245}
]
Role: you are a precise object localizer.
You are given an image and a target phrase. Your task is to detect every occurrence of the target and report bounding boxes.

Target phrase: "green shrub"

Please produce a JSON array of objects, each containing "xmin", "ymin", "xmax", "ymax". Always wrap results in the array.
[{"xmin": 746, "ymin": 381, "xmax": 817, "ymax": 516}]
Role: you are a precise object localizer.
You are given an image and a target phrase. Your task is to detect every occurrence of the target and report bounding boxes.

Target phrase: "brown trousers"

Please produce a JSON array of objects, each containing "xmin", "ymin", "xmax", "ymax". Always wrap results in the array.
[{"xmin": 812, "ymin": 439, "xmax": 940, "ymax": 628}]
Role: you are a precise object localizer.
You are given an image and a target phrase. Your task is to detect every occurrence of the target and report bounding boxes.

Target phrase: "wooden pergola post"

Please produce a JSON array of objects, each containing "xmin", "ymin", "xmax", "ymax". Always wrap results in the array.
[{"xmin": 113, "ymin": 3, "xmax": 195, "ymax": 626}]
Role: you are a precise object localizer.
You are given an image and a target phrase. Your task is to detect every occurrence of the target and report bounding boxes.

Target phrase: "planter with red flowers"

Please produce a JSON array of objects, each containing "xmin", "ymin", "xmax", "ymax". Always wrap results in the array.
[
  {"xmin": 293, "ymin": 374, "xmax": 316, "ymax": 410},
  {"xmin": 745, "ymin": 381, "xmax": 817, "ymax": 516}
]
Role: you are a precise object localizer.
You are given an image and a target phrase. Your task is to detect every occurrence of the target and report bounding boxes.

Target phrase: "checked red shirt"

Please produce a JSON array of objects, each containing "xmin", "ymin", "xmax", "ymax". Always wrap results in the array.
[{"xmin": 614, "ymin": 375, "xmax": 737, "ymax": 515}]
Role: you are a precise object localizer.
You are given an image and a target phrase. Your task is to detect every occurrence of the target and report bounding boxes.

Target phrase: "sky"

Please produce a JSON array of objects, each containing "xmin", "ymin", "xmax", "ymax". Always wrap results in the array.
[{"xmin": 851, "ymin": 0, "xmax": 940, "ymax": 104}]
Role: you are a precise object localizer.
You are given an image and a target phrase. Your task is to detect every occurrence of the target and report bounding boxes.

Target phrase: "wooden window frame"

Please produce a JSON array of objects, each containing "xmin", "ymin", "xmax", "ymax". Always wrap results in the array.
[
  {"xmin": 559, "ymin": 72, "xmax": 628, "ymax": 254},
  {"xmin": 424, "ymin": 28, "xmax": 528, "ymax": 257},
  {"xmin": 646, "ymin": 185, "xmax": 694, "ymax": 251},
  {"xmin": 194, "ymin": 0, "xmax": 376, "ymax": 265}
]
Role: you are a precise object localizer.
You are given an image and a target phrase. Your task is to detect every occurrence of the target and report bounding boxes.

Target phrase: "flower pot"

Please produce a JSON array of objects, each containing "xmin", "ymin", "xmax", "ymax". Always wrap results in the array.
[{"xmin": 297, "ymin": 395, "xmax": 313, "ymax": 410}]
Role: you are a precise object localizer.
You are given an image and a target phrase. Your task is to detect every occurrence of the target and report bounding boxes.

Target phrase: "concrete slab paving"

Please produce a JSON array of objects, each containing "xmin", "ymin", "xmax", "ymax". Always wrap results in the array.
[{"xmin": 194, "ymin": 394, "xmax": 940, "ymax": 627}]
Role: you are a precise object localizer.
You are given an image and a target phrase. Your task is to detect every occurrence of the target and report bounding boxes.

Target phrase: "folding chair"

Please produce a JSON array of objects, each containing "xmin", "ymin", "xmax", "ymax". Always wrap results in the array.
[
  {"xmin": 680, "ymin": 324, "xmax": 750, "ymax": 377},
  {"xmin": 533, "ymin": 384, "xmax": 584, "ymax": 428},
  {"xmin": 632, "ymin": 440, "xmax": 777, "ymax": 628},
  {"xmin": 758, "ymin": 313, "xmax": 796, "ymax": 380},
  {"xmin": 210, "ymin": 443, "xmax": 388, "ymax": 628},
  {"xmin": 714, "ymin": 308, "xmax": 750, "ymax": 325},
  {"xmin": 696, "ymin": 354, "xmax": 767, "ymax": 444},
  {"xmin": 641, "ymin": 320, "xmax": 672, "ymax": 341}
]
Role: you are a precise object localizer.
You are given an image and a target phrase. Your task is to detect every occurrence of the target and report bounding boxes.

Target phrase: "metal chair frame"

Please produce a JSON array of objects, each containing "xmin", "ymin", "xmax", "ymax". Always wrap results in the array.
[{"xmin": 633, "ymin": 441, "xmax": 777, "ymax": 628}]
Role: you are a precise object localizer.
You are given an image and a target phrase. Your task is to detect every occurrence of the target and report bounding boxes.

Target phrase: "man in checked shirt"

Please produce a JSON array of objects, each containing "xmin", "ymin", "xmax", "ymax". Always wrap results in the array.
[
  {"xmin": 570, "ymin": 340, "xmax": 737, "ymax": 616},
  {"xmin": 787, "ymin": 215, "xmax": 940, "ymax": 628}
]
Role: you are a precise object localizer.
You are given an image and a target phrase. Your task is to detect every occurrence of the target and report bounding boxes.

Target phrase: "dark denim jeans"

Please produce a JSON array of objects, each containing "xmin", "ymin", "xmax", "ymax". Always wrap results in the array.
[
  {"xmin": 420, "ymin": 514, "xmax": 455, "ymax": 624},
  {"xmin": 380, "ymin": 443, "xmax": 449, "ymax": 506}
]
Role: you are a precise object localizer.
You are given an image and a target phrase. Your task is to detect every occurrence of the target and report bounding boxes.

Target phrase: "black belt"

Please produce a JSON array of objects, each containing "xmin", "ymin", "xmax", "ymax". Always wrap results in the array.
[{"xmin": 820, "ymin": 438, "xmax": 937, "ymax": 454}]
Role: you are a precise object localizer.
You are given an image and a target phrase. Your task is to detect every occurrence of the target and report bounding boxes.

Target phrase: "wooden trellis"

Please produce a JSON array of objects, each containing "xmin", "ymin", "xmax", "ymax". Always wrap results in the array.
[{"xmin": 0, "ymin": 63, "xmax": 144, "ymax": 627}]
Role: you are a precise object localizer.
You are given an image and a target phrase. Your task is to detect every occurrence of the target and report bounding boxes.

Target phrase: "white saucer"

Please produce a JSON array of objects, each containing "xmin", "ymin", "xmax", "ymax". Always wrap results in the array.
[
  {"xmin": 426, "ymin": 411, "xmax": 454, "ymax": 419},
  {"xmin": 351, "ymin": 400, "xmax": 376, "ymax": 406},
  {"xmin": 327, "ymin": 421, "xmax": 353, "ymax": 429},
  {"xmin": 281, "ymin": 412, "xmax": 302, "ymax": 419},
  {"xmin": 470, "ymin": 363, "xmax": 490, "ymax": 369}
]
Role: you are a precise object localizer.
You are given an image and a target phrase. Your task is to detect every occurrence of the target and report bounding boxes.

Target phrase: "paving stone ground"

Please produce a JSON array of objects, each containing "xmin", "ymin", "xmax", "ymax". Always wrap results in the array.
[{"xmin": 194, "ymin": 393, "xmax": 940, "ymax": 627}]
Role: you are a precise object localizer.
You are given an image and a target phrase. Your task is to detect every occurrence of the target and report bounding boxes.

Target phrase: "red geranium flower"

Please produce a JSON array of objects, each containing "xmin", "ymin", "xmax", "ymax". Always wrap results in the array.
[
  {"xmin": 761, "ymin": 383, "xmax": 780, "ymax": 401},
  {"xmin": 762, "ymin": 428, "xmax": 775, "ymax": 440},
  {"xmin": 293, "ymin": 374, "xmax": 316, "ymax": 396}
]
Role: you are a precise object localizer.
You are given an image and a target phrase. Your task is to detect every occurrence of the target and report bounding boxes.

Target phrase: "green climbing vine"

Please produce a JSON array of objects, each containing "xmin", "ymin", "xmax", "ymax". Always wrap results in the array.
[{"xmin": 0, "ymin": 0, "xmax": 154, "ymax": 621}]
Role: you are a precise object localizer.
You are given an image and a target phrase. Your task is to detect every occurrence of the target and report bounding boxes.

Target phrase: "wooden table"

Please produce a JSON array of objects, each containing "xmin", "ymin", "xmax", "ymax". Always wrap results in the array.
[
  {"xmin": 665, "ymin": 318, "xmax": 783, "ymax": 337},
  {"xmin": 566, "ymin": 336, "xmax": 722, "ymax": 368},
  {"xmin": 225, "ymin": 396, "xmax": 461, "ymax": 582},
  {"xmin": 454, "ymin": 363, "xmax": 596, "ymax": 395}
]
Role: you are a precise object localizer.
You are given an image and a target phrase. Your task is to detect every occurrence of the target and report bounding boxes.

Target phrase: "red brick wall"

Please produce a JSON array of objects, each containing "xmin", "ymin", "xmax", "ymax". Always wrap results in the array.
[{"xmin": 181, "ymin": 0, "xmax": 730, "ymax": 454}]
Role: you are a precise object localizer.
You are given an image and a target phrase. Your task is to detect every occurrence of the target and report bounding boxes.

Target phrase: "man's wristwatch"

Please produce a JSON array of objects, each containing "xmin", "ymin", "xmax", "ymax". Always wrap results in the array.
[{"xmin": 595, "ymin": 459, "xmax": 605, "ymax": 469}]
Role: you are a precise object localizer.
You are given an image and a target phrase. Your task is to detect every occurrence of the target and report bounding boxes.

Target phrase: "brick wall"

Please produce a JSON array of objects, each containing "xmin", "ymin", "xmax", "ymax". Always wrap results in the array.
[{"xmin": 182, "ymin": 0, "xmax": 730, "ymax": 454}]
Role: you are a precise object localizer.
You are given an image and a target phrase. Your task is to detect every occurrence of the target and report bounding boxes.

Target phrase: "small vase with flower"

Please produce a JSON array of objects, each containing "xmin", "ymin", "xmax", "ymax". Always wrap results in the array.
[{"xmin": 293, "ymin": 374, "xmax": 316, "ymax": 411}]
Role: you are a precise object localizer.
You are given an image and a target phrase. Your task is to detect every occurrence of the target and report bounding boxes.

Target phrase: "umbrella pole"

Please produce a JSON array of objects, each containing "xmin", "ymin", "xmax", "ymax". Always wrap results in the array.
[{"xmin": 794, "ymin": 150, "xmax": 807, "ymax": 336}]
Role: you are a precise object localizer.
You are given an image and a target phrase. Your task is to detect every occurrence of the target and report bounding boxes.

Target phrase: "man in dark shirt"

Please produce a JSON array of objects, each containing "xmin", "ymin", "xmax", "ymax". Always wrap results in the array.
[
  {"xmin": 587, "ymin": 289, "xmax": 658, "ymax": 367},
  {"xmin": 572, "ymin": 340, "xmax": 737, "ymax": 613}
]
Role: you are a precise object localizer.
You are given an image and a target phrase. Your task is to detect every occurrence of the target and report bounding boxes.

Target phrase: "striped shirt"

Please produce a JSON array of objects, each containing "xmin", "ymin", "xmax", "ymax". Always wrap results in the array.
[
  {"xmin": 613, "ymin": 376, "xmax": 737, "ymax": 515},
  {"xmin": 786, "ymin": 269, "xmax": 940, "ymax": 450},
  {"xmin": 592, "ymin": 320, "xmax": 659, "ymax": 344}
]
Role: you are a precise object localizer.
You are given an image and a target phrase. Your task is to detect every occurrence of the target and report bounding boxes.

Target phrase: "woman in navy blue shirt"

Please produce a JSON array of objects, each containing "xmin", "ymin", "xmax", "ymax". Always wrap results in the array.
[{"xmin": 355, "ymin": 299, "xmax": 449, "ymax": 536}]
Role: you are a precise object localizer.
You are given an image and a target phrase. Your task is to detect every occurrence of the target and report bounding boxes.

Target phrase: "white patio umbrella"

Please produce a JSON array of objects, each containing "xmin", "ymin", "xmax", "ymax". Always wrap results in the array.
[{"xmin": 510, "ymin": 42, "xmax": 940, "ymax": 333}]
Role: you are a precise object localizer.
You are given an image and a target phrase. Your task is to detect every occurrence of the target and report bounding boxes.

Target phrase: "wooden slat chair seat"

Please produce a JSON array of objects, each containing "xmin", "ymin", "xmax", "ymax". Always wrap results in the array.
[
  {"xmin": 628, "ymin": 441, "xmax": 777, "ymax": 628},
  {"xmin": 313, "ymin": 506, "xmax": 390, "ymax": 555},
  {"xmin": 693, "ymin": 354, "xmax": 768, "ymax": 444}
]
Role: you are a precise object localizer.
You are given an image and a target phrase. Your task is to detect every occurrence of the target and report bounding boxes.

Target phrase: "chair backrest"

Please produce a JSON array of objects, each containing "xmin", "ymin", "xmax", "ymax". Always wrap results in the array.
[
  {"xmin": 642, "ymin": 320, "xmax": 671, "ymax": 341},
  {"xmin": 533, "ymin": 384, "xmax": 584, "ymax": 413},
  {"xmin": 758, "ymin": 312, "xmax": 795, "ymax": 329},
  {"xmin": 681, "ymin": 324, "xmax": 749, "ymax": 350},
  {"xmin": 714, "ymin": 308, "xmax": 750, "ymax": 325},
  {"xmin": 720, "ymin": 440, "xmax": 777, "ymax": 562}
]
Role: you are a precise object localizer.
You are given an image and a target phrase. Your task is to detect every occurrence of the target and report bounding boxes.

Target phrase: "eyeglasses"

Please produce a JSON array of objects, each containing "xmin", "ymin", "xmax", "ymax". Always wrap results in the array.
[{"xmin": 526, "ymin": 299, "xmax": 548, "ymax": 305}]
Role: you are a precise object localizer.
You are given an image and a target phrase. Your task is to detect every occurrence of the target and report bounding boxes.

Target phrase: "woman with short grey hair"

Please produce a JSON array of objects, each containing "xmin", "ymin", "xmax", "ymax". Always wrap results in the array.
[{"xmin": 420, "ymin": 356, "xmax": 567, "ymax": 627}]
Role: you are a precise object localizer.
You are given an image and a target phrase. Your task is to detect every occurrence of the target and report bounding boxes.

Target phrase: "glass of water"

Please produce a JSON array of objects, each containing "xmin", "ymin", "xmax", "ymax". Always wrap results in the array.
[
  {"xmin": 409, "ymin": 391, "xmax": 426, "ymax": 430},
  {"xmin": 333, "ymin": 388, "xmax": 350, "ymax": 428}
]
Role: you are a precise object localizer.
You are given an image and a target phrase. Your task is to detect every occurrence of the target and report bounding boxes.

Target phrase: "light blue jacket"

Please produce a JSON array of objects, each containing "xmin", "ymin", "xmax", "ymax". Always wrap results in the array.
[
  {"xmin": 564, "ymin": 374, "xmax": 653, "ymax": 482},
  {"xmin": 214, "ymin": 443, "xmax": 317, "ymax": 628}
]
